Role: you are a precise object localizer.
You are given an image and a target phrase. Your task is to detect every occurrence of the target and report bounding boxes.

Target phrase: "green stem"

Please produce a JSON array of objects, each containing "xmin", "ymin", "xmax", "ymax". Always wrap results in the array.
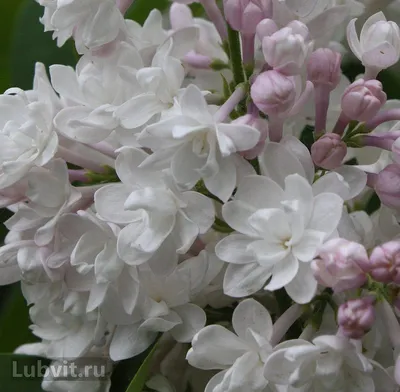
[{"xmin": 227, "ymin": 25, "xmax": 245, "ymax": 86}]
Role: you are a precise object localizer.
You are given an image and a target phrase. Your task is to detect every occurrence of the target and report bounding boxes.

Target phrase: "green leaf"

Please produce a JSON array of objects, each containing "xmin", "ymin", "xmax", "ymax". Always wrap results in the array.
[
  {"xmin": 0, "ymin": 0, "xmax": 24, "ymax": 92},
  {"xmin": 0, "ymin": 284, "xmax": 37, "ymax": 353},
  {"xmin": 124, "ymin": 342, "xmax": 159, "ymax": 392},
  {"xmin": 10, "ymin": 0, "xmax": 76, "ymax": 90},
  {"xmin": 300, "ymin": 125, "xmax": 315, "ymax": 151},
  {"xmin": 126, "ymin": 0, "xmax": 169, "ymax": 24},
  {"xmin": 0, "ymin": 353, "xmax": 50, "ymax": 391}
]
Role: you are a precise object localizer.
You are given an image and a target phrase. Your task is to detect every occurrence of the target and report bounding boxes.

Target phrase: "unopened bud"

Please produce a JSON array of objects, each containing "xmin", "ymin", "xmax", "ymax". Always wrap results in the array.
[
  {"xmin": 223, "ymin": 0, "xmax": 272, "ymax": 35},
  {"xmin": 341, "ymin": 79, "xmax": 386, "ymax": 122},
  {"xmin": 375, "ymin": 164, "xmax": 400, "ymax": 210},
  {"xmin": 311, "ymin": 238, "xmax": 368, "ymax": 293},
  {"xmin": 307, "ymin": 48, "xmax": 342, "ymax": 90},
  {"xmin": 250, "ymin": 70, "xmax": 296, "ymax": 115},
  {"xmin": 170, "ymin": 3, "xmax": 193, "ymax": 30},
  {"xmin": 256, "ymin": 18, "xmax": 278, "ymax": 41},
  {"xmin": 338, "ymin": 297, "xmax": 375, "ymax": 339},
  {"xmin": 311, "ymin": 133, "xmax": 347, "ymax": 170},
  {"xmin": 262, "ymin": 23, "xmax": 313, "ymax": 75},
  {"xmin": 369, "ymin": 240, "xmax": 400, "ymax": 283}
]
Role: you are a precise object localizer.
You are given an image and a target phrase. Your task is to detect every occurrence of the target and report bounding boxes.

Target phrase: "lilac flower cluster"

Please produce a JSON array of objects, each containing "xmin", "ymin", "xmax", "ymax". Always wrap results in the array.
[{"xmin": 2, "ymin": 0, "xmax": 400, "ymax": 391}]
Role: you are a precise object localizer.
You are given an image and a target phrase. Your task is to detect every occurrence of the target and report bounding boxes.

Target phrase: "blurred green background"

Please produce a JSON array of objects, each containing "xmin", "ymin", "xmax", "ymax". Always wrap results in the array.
[{"xmin": 0, "ymin": 1, "xmax": 400, "ymax": 391}]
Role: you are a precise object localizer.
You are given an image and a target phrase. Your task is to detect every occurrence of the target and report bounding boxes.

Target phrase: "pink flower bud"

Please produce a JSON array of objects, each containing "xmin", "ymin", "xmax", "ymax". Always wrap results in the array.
[
  {"xmin": 223, "ymin": 0, "xmax": 272, "ymax": 35},
  {"xmin": 341, "ymin": 79, "xmax": 387, "ymax": 122},
  {"xmin": 307, "ymin": 48, "xmax": 342, "ymax": 90},
  {"xmin": 232, "ymin": 114, "xmax": 268, "ymax": 159},
  {"xmin": 375, "ymin": 164, "xmax": 400, "ymax": 210},
  {"xmin": 170, "ymin": 3, "xmax": 193, "ymax": 30},
  {"xmin": 256, "ymin": 18, "xmax": 278, "ymax": 41},
  {"xmin": 250, "ymin": 70, "xmax": 296, "ymax": 115},
  {"xmin": 262, "ymin": 23, "xmax": 313, "ymax": 75},
  {"xmin": 311, "ymin": 133, "xmax": 347, "ymax": 170},
  {"xmin": 369, "ymin": 240, "xmax": 400, "ymax": 283},
  {"xmin": 338, "ymin": 297, "xmax": 375, "ymax": 339},
  {"xmin": 311, "ymin": 238, "xmax": 368, "ymax": 293}
]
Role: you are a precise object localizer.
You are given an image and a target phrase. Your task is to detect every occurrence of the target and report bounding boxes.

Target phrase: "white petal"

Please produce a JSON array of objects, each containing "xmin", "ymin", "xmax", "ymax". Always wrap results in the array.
[
  {"xmin": 172, "ymin": 211, "xmax": 199, "ymax": 254},
  {"xmin": 109, "ymin": 323, "xmax": 158, "ymax": 361},
  {"xmin": 292, "ymin": 230, "xmax": 325, "ymax": 262},
  {"xmin": 95, "ymin": 184, "xmax": 142, "ymax": 224},
  {"xmin": 180, "ymin": 84, "xmax": 213, "ymax": 124},
  {"xmin": 117, "ymin": 221, "xmax": 151, "ymax": 264},
  {"xmin": 171, "ymin": 143, "xmax": 204, "ymax": 188},
  {"xmin": 334, "ymin": 166, "xmax": 367, "ymax": 200},
  {"xmin": 281, "ymin": 136, "xmax": 314, "ymax": 184},
  {"xmin": 49, "ymin": 65, "xmax": 83, "ymax": 104},
  {"xmin": 215, "ymin": 234, "xmax": 256, "ymax": 264},
  {"xmin": 216, "ymin": 123, "xmax": 260, "ymax": 157},
  {"xmin": 263, "ymin": 341, "xmax": 316, "ymax": 385},
  {"xmin": 312, "ymin": 172, "xmax": 350, "ymax": 200},
  {"xmin": 118, "ymin": 269, "xmax": 140, "ymax": 315},
  {"xmin": 180, "ymin": 191, "xmax": 215, "ymax": 233},
  {"xmin": 347, "ymin": 18, "xmax": 362, "ymax": 60},
  {"xmin": 232, "ymin": 298, "xmax": 273, "ymax": 342},
  {"xmin": 285, "ymin": 263, "xmax": 317, "ymax": 304},
  {"xmin": 224, "ymin": 263, "xmax": 271, "ymax": 297},
  {"xmin": 205, "ymin": 370, "xmax": 228, "ymax": 392},
  {"xmin": 360, "ymin": 12, "xmax": 386, "ymax": 46},
  {"xmin": 54, "ymin": 106, "xmax": 114, "ymax": 144},
  {"xmin": 308, "ymin": 193, "xmax": 343, "ymax": 236},
  {"xmin": 214, "ymin": 352, "xmax": 267, "ymax": 392},
  {"xmin": 147, "ymin": 236, "xmax": 179, "ymax": 276},
  {"xmin": 284, "ymin": 174, "xmax": 314, "ymax": 225},
  {"xmin": 170, "ymin": 303, "xmax": 206, "ymax": 342},
  {"xmin": 363, "ymin": 42, "xmax": 399, "ymax": 69},
  {"xmin": 122, "ymin": 214, "xmax": 175, "ymax": 254},
  {"xmin": 116, "ymin": 147, "xmax": 163, "ymax": 188},
  {"xmin": 124, "ymin": 188, "xmax": 176, "ymax": 214},
  {"xmin": 71, "ymin": 231, "xmax": 104, "ymax": 271},
  {"xmin": 235, "ymin": 175, "xmax": 284, "ymax": 210},
  {"xmin": 248, "ymin": 239, "xmax": 289, "ymax": 267},
  {"xmin": 186, "ymin": 325, "xmax": 249, "ymax": 370},
  {"xmin": 139, "ymin": 311, "xmax": 182, "ymax": 333},
  {"xmin": 204, "ymin": 156, "xmax": 236, "ymax": 202},
  {"xmin": 116, "ymin": 94, "xmax": 166, "ymax": 129},
  {"xmin": 260, "ymin": 142, "xmax": 307, "ymax": 188},
  {"xmin": 222, "ymin": 200, "xmax": 258, "ymax": 237},
  {"xmin": 248, "ymin": 208, "xmax": 291, "ymax": 240},
  {"xmin": 169, "ymin": 26, "xmax": 200, "ymax": 59},
  {"xmin": 265, "ymin": 254, "xmax": 299, "ymax": 291},
  {"xmin": 345, "ymin": 371, "xmax": 375, "ymax": 392}
]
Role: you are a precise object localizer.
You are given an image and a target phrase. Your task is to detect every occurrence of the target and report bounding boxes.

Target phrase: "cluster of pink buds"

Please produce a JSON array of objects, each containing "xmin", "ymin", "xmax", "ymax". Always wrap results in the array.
[
  {"xmin": 313, "ymin": 237, "xmax": 400, "ymax": 340},
  {"xmin": 338, "ymin": 297, "xmax": 376, "ymax": 339}
]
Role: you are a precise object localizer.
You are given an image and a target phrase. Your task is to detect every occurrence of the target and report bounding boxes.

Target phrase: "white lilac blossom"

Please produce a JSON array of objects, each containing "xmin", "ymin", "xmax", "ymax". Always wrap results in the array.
[
  {"xmin": 3, "ymin": 2, "xmax": 400, "ymax": 392},
  {"xmin": 36, "ymin": 0, "xmax": 128, "ymax": 53},
  {"xmin": 215, "ymin": 172, "xmax": 343, "ymax": 303},
  {"xmin": 347, "ymin": 11, "xmax": 400, "ymax": 79},
  {"xmin": 187, "ymin": 298, "xmax": 275, "ymax": 392}
]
